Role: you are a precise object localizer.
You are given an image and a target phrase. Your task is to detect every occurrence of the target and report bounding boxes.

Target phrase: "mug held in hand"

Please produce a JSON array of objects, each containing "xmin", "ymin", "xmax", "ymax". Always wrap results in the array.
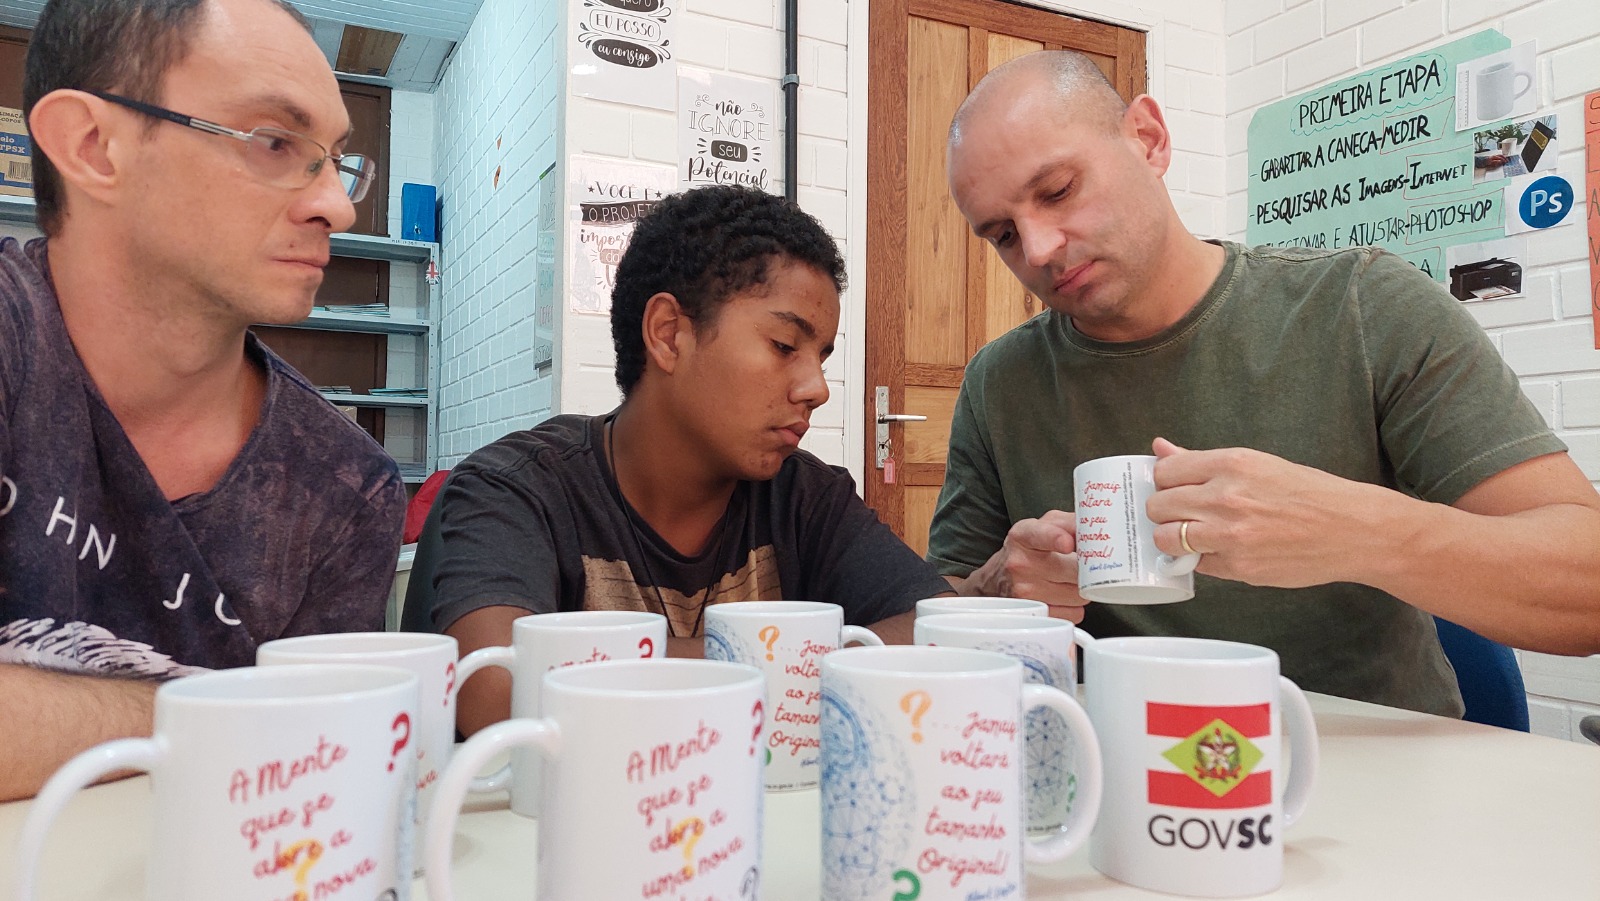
[{"xmin": 1073, "ymin": 455, "xmax": 1200, "ymax": 604}]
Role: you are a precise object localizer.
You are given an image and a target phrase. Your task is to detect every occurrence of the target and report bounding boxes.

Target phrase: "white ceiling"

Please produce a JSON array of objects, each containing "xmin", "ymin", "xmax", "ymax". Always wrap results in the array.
[{"xmin": 0, "ymin": 0, "xmax": 482, "ymax": 90}]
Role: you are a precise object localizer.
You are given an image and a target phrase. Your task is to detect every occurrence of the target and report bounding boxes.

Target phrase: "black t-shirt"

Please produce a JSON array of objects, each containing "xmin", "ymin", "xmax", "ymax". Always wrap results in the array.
[
  {"xmin": 0, "ymin": 237, "xmax": 406, "ymax": 675},
  {"xmin": 418, "ymin": 413, "xmax": 950, "ymax": 636}
]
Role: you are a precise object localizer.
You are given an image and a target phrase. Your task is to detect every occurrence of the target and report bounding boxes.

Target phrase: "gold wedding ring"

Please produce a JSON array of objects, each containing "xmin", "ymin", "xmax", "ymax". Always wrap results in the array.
[{"xmin": 1179, "ymin": 520, "xmax": 1198, "ymax": 556}]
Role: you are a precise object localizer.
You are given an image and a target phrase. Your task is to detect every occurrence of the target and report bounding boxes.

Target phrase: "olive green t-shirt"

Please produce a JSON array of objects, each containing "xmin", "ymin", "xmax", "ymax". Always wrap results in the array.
[{"xmin": 928, "ymin": 242, "xmax": 1565, "ymax": 717}]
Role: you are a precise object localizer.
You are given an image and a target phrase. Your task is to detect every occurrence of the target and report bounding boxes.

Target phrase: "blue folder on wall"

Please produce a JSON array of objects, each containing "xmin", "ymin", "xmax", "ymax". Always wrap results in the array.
[{"xmin": 401, "ymin": 183, "xmax": 437, "ymax": 243}]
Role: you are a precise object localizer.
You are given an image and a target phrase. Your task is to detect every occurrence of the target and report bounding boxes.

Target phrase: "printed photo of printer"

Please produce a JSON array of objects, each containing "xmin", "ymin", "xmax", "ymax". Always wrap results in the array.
[{"xmin": 1449, "ymin": 257, "xmax": 1522, "ymax": 301}]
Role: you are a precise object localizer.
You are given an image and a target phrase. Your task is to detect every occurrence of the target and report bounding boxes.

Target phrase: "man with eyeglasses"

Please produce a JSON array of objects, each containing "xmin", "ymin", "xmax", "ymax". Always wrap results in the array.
[{"xmin": 0, "ymin": 0, "xmax": 406, "ymax": 800}]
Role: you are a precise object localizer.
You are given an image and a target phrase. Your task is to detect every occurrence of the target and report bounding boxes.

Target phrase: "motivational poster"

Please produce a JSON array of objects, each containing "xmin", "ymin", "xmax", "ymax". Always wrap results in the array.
[
  {"xmin": 533, "ymin": 161, "xmax": 558, "ymax": 371},
  {"xmin": 568, "ymin": 156, "xmax": 676, "ymax": 313},
  {"xmin": 678, "ymin": 67, "xmax": 777, "ymax": 193},
  {"xmin": 1586, "ymin": 90, "xmax": 1600, "ymax": 348},
  {"xmin": 1247, "ymin": 30, "xmax": 1510, "ymax": 283},
  {"xmin": 573, "ymin": 0, "xmax": 677, "ymax": 111}
]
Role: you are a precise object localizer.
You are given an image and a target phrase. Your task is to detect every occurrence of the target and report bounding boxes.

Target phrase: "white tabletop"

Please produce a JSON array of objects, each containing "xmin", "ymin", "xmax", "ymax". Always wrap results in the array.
[{"xmin": 4, "ymin": 692, "xmax": 1597, "ymax": 900}]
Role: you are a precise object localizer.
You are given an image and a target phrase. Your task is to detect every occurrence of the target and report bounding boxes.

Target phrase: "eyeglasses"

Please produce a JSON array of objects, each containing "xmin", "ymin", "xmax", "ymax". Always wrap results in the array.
[{"xmin": 89, "ymin": 90, "xmax": 377, "ymax": 202}]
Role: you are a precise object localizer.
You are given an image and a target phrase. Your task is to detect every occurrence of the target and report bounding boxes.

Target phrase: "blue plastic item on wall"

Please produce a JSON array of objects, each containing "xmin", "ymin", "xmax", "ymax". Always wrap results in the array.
[{"xmin": 401, "ymin": 183, "xmax": 437, "ymax": 243}]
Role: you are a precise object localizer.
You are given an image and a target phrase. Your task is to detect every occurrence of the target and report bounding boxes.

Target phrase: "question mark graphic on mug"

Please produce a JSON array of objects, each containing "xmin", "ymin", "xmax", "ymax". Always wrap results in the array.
[
  {"xmin": 749, "ymin": 699, "xmax": 764, "ymax": 756},
  {"xmin": 758, "ymin": 625, "xmax": 780, "ymax": 661},
  {"xmin": 282, "ymin": 838, "xmax": 324, "ymax": 897},
  {"xmin": 388, "ymin": 711, "xmax": 411, "ymax": 772},
  {"xmin": 443, "ymin": 661, "xmax": 456, "ymax": 708},
  {"xmin": 638, "ymin": 636, "xmax": 655, "ymax": 658},
  {"xmin": 677, "ymin": 817, "xmax": 705, "ymax": 877},
  {"xmin": 891, "ymin": 869, "xmax": 921, "ymax": 901},
  {"xmin": 899, "ymin": 690, "xmax": 931, "ymax": 744}
]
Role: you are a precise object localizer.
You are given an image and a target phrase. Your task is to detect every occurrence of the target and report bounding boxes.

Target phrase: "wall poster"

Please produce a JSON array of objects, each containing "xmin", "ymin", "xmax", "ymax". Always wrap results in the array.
[
  {"xmin": 1246, "ymin": 30, "xmax": 1511, "ymax": 283},
  {"xmin": 677, "ymin": 67, "xmax": 777, "ymax": 192},
  {"xmin": 1587, "ymin": 90, "xmax": 1600, "ymax": 348},
  {"xmin": 572, "ymin": 0, "xmax": 677, "ymax": 111},
  {"xmin": 568, "ymin": 156, "xmax": 676, "ymax": 314},
  {"xmin": 533, "ymin": 161, "xmax": 559, "ymax": 372}
]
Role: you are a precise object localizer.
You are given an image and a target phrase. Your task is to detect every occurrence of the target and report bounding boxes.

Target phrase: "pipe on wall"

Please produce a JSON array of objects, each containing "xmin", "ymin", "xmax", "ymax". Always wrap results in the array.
[{"xmin": 783, "ymin": 0, "xmax": 798, "ymax": 202}]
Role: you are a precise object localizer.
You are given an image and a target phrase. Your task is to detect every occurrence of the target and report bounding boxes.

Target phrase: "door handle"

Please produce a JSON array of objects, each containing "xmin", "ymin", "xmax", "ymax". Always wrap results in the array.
[{"xmin": 874, "ymin": 386, "xmax": 925, "ymax": 469}]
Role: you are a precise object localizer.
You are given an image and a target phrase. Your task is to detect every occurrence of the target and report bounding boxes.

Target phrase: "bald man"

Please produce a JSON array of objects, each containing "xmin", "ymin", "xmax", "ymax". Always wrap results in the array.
[{"xmin": 931, "ymin": 50, "xmax": 1600, "ymax": 716}]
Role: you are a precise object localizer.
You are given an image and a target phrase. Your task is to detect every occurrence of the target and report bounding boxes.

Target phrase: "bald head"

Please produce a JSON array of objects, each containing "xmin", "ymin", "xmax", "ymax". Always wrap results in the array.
[{"xmin": 949, "ymin": 51, "xmax": 1127, "ymax": 149}]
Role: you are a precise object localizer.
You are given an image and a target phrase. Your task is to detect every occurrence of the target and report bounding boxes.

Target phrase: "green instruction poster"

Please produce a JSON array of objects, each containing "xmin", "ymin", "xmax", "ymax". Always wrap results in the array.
[{"xmin": 1246, "ymin": 30, "xmax": 1509, "ymax": 280}]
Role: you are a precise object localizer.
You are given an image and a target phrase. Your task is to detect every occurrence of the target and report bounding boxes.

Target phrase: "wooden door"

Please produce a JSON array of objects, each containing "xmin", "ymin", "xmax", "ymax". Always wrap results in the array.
[
  {"xmin": 0, "ymin": 26, "xmax": 28, "ymax": 111},
  {"xmin": 865, "ymin": 0, "xmax": 1146, "ymax": 555},
  {"xmin": 339, "ymin": 81, "xmax": 391, "ymax": 237}
]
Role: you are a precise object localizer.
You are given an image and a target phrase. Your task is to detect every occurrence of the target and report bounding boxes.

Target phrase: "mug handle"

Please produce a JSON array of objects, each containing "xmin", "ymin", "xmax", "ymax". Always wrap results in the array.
[
  {"xmin": 1019, "ymin": 684, "xmax": 1104, "ymax": 865},
  {"xmin": 1514, "ymin": 72, "xmax": 1532, "ymax": 99},
  {"xmin": 14, "ymin": 738, "xmax": 167, "ymax": 900},
  {"xmin": 425, "ymin": 718, "xmax": 560, "ymax": 901},
  {"xmin": 1157, "ymin": 550, "xmax": 1200, "ymax": 577},
  {"xmin": 452, "ymin": 645, "xmax": 518, "ymax": 793},
  {"xmin": 1278, "ymin": 676, "xmax": 1319, "ymax": 827},
  {"xmin": 840, "ymin": 625, "xmax": 885, "ymax": 648}
]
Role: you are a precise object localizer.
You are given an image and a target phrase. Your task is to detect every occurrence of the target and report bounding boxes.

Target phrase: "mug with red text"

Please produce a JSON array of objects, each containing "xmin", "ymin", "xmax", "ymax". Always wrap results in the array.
[
  {"xmin": 257, "ymin": 630, "xmax": 502, "ymax": 856},
  {"xmin": 1085, "ymin": 637, "xmax": 1318, "ymax": 897},
  {"xmin": 705, "ymin": 600, "xmax": 885, "ymax": 791},
  {"xmin": 425, "ymin": 659, "xmax": 766, "ymax": 901},
  {"xmin": 915, "ymin": 596, "xmax": 1049, "ymax": 617},
  {"xmin": 454, "ymin": 609, "xmax": 666, "ymax": 816},
  {"xmin": 819, "ymin": 646, "xmax": 1103, "ymax": 901},
  {"xmin": 1073, "ymin": 455, "xmax": 1200, "ymax": 604},
  {"xmin": 15, "ymin": 664, "xmax": 419, "ymax": 901},
  {"xmin": 915, "ymin": 613, "xmax": 1097, "ymax": 836}
]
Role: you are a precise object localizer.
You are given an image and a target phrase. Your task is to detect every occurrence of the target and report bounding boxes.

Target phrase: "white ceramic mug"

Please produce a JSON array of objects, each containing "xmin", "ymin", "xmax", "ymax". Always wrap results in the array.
[
  {"xmin": 705, "ymin": 600, "xmax": 885, "ymax": 791},
  {"xmin": 454, "ymin": 609, "xmax": 666, "ymax": 816},
  {"xmin": 425, "ymin": 659, "xmax": 766, "ymax": 901},
  {"xmin": 1074, "ymin": 454, "xmax": 1200, "ymax": 604},
  {"xmin": 916, "ymin": 596, "xmax": 1049, "ymax": 617},
  {"xmin": 1084, "ymin": 637, "xmax": 1318, "ymax": 897},
  {"xmin": 1476, "ymin": 61, "xmax": 1532, "ymax": 122},
  {"xmin": 257, "ymin": 631, "xmax": 502, "ymax": 842},
  {"xmin": 15, "ymin": 664, "xmax": 420, "ymax": 901},
  {"xmin": 819, "ymin": 645, "xmax": 1103, "ymax": 901},
  {"xmin": 914, "ymin": 613, "xmax": 1098, "ymax": 836}
]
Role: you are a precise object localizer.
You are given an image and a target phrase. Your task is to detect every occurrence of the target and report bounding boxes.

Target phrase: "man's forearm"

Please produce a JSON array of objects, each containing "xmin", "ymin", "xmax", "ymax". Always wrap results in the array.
[
  {"xmin": 0, "ymin": 663, "xmax": 157, "ymax": 802},
  {"xmin": 1365, "ymin": 496, "xmax": 1600, "ymax": 655}
]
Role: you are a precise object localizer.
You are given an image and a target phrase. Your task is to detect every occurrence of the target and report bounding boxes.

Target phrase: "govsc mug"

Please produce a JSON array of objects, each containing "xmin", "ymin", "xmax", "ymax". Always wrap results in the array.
[
  {"xmin": 1085, "ymin": 637, "xmax": 1318, "ymax": 897},
  {"xmin": 454, "ymin": 609, "xmax": 666, "ymax": 816},
  {"xmin": 257, "ymin": 630, "xmax": 503, "ymax": 846},
  {"xmin": 425, "ymin": 659, "xmax": 766, "ymax": 901},
  {"xmin": 705, "ymin": 600, "xmax": 884, "ymax": 791},
  {"xmin": 15, "ymin": 664, "xmax": 420, "ymax": 901},
  {"xmin": 819, "ymin": 645, "xmax": 1104, "ymax": 901},
  {"xmin": 914, "ymin": 613, "xmax": 1096, "ymax": 836},
  {"xmin": 1074, "ymin": 454, "xmax": 1200, "ymax": 604}
]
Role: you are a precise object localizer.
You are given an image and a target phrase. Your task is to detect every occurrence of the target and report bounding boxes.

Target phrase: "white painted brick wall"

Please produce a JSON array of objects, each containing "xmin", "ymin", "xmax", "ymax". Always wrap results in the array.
[
  {"xmin": 1225, "ymin": 0, "xmax": 1600, "ymax": 743},
  {"xmin": 433, "ymin": 0, "xmax": 560, "ymax": 467}
]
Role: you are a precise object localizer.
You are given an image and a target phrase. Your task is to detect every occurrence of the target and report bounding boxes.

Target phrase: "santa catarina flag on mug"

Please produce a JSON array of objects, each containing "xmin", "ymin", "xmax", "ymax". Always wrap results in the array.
[{"xmin": 1147, "ymin": 702, "xmax": 1271, "ymax": 808}]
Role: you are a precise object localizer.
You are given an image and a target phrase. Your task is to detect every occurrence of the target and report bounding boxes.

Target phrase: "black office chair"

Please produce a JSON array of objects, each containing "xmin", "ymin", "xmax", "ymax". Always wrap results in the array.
[
  {"xmin": 399, "ymin": 495, "xmax": 446, "ymax": 634},
  {"xmin": 1434, "ymin": 617, "xmax": 1529, "ymax": 732}
]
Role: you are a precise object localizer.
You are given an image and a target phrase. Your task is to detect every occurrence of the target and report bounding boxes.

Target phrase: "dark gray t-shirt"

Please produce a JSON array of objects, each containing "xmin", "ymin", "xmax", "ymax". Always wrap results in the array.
[
  {"xmin": 0, "ymin": 237, "xmax": 406, "ymax": 676},
  {"xmin": 930, "ymin": 242, "xmax": 1565, "ymax": 717},
  {"xmin": 413, "ymin": 413, "xmax": 951, "ymax": 636}
]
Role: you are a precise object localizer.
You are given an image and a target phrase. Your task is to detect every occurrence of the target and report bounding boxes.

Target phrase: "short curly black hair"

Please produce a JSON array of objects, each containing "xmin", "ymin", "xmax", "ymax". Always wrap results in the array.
[{"xmin": 611, "ymin": 185, "xmax": 846, "ymax": 396}]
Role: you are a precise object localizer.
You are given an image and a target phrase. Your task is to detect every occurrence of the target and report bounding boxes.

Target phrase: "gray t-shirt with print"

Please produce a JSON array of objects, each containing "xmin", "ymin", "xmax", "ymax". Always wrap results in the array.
[
  {"xmin": 929, "ymin": 242, "xmax": 1565, "ymax": 717},
  {"xmin": 0, "ymin": 237, "xmax": 406, "ymax": 676}
]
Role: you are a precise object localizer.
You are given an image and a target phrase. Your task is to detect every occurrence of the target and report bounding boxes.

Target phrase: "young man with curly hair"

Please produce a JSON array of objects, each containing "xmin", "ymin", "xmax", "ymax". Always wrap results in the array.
[{"xmin": 408, "ymin": 185, "xmax": 950, "ymax": 735}]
